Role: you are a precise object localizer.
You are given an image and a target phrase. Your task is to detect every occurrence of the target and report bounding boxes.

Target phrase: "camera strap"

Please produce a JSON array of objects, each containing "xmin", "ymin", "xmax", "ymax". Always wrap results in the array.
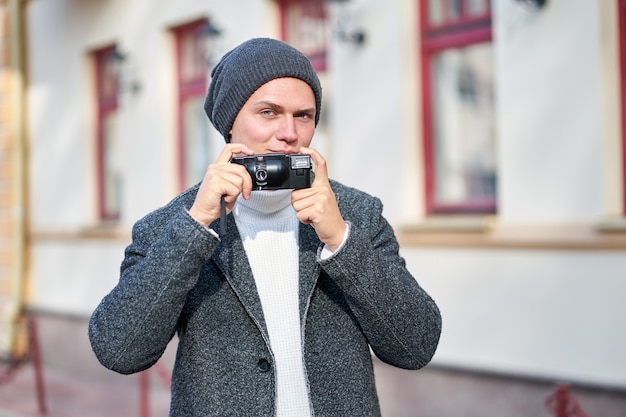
[{"xmin": 220, "ymin": 195, "xmax": 227, "ymax": 237}]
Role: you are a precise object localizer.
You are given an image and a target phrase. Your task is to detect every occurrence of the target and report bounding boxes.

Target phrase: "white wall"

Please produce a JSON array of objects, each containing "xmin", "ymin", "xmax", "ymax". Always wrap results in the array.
[
  {"xmin": 30, "ymin": 240, "xmax": 127, "ymax": 315},
  {"xmin": 404, "ymin": 246, "xmax": 626, "ymax": 388}
]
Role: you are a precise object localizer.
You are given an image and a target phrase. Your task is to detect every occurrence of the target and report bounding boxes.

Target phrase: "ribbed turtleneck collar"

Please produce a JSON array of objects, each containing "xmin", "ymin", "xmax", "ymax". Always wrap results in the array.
[{"xmin": 233, "ymin": 190, "xmax": 295, "ymax": 223}]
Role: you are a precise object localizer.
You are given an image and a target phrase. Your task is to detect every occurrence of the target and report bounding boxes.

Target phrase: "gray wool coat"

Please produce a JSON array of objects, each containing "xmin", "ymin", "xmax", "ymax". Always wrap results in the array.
[{"xmin": 88, "ymin": 179, "xmax": 442, "ymax": 417}]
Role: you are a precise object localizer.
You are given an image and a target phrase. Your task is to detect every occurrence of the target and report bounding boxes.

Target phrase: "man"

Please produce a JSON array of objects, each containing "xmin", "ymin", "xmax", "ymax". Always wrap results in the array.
[{"xmin": 89, "ymin": 37, "xmax": 441, "ymax": 417}]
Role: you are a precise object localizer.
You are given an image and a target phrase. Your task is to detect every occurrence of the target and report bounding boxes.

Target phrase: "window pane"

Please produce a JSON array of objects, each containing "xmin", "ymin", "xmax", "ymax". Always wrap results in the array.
[
  {"xmin": 428, "ymin": 0, "xmax": 490, "ymax": 25},
  {"xmin": 283, "ymin": 0, "xmax": 327, "ymax": 70},
  {"xmin": 173, "ymin": 20, "xmax": 211, "ymax": 191},
  {"xmin": 94, "ymin": 47, "xmax": 119, "ymax": 102},
  {"xmin": 431, "ymin": 42, "xmax": 496, "ymax": 206},
  {"xmin": 179, "ymin": 27, "xmax": 207, "ymax": 83},
  {"xmin": 102, "ymin": 112, "xmax": 121, "ymax": 218},
  {"xmin": 183, "ymin": 96, "xmax": 211, "ymax": 188},
  {"xmin": 428, "ymin": 0, "xmax": 461, "ymax": 24},
  {"xmin": 428, "ymin": 0, "xmax": 445, "ymax": 25},
  {"xmin": 450, "ymin": 0, "xmax": 462, "ymax": 20},
  {"xmin": 94, "ymin": 46, "xmax": 121, "ymax": 221},
  {"xmin": 466, "ymin": 0, "xmax": 489, "ymax": 16},
  {"xmin": 101, "ymin": 52, "xmax": 119, "ymax": 100}
]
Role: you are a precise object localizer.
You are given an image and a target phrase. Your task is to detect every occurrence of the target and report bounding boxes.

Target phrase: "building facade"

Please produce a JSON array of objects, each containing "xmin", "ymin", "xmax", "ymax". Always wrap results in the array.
[{"xmin": 3, "ymin": 0, "xmax": 626, "ymax": 411}]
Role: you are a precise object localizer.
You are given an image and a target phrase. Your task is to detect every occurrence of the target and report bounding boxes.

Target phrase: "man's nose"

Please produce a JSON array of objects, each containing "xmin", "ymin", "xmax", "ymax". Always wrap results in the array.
[{"xmin": 276, "ymin": 116, "xmax": 298, "ymax": 143}]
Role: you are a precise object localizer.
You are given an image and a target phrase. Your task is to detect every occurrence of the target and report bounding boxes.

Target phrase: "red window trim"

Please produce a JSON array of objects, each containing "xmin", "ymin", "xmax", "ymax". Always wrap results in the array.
[
  {"xmin": 419, "ymin": 0, "xmax": 495, "ymax": 215},
  {"xmin": 93, "ymin": 45, "xmax": 119, "ymax": 221},
  {"xmin": 173, "ymin": 18, "xmax": 209, "ymax": 192}
]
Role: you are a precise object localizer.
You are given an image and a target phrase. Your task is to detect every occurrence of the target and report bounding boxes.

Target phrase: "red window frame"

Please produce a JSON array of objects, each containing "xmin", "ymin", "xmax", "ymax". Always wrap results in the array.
[
  {"xmin": 420, "ymin": 0, "xmax": 495, "ymax": 214},
  {"xmin": 278, "ymin": 0, "xmax": 328, "ymax": 71},
  {"xmin": 173, "ymin": 19, "xmax": 210, "ymax": 192},
  {"xmin": 93, "ymin": 45, "xmax": 120, "ymax": 221}
]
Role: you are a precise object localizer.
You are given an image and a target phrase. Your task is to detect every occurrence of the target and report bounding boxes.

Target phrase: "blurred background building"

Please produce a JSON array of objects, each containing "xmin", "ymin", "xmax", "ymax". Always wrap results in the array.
[{"xmin": 1, "ymin": 0, "xmax": 625, "ymax": 415}]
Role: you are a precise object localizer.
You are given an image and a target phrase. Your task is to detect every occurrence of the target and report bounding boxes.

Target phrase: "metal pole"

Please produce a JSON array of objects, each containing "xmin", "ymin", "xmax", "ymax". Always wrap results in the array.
[
  {"xmin": 27, "ymin": 315, "xmax": 47, "ymax": 415},
  {"xmin": 139, "ymin": 370, "xmax": 150, "ymax": 417}
]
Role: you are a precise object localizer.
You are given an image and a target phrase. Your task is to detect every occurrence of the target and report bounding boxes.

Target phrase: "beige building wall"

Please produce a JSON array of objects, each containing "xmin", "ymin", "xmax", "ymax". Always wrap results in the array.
[{"xmin": 0, "ymin": 0, "xmax": 27, "ymax": 359}]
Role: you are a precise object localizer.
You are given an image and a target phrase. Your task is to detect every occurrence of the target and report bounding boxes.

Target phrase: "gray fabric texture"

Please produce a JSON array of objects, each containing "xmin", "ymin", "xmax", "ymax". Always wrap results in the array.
[{"xmin": 88, "ymin": 179, "xmax": 442, "ymax": 417}]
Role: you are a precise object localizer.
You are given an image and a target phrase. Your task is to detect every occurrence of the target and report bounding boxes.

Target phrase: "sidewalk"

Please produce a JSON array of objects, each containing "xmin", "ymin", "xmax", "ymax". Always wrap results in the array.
[
  {"xmin": 2, "ymin": 358, "xmax": 626, "ymax": 417},
  {"xmin": 0, "ymin": 361, "xmax": 170, "ymax": 417},
  {"xmin": 5, "ymin": 314, "xmax": 624, "ymax": 416}
]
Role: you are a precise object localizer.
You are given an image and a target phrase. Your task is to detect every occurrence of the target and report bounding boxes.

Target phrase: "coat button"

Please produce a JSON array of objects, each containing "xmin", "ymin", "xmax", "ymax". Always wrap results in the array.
[{"xmin": 257, "ymin": 359, "xmax": 271, "ymax": 373}]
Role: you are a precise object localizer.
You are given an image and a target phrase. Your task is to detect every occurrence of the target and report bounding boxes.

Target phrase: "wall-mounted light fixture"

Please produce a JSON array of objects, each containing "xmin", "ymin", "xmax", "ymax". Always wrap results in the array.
[
  {"xmin": 325, "ymin": 0, "xmax": 366, "ymax": 46},
  {"xmin": 108, "ymin": 48, "xmax": 141, "ymax": 94},
  {"xmin": 336, "ymin": 26, "xmax": 366, "ymax": 45},
  {"xmin": 514, "ymin": 0, "xmax": 548, "ymax": 9}
]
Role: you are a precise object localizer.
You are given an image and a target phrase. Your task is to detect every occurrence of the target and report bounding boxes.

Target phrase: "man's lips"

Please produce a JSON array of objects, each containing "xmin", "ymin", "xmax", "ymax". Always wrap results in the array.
[{"xmin": 267, "ymin": 149, "xmax": 297, "ymax": 154}]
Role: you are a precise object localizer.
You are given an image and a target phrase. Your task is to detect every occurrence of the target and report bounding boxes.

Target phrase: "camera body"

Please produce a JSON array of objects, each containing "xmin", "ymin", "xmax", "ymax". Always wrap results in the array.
[{"xmin": 231, "ymin": 153, "xmax": 312, "ymax": 190}]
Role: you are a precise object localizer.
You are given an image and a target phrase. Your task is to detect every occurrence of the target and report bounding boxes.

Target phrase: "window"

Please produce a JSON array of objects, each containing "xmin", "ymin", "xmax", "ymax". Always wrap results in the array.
[
  {"xmin": 278, "ymin": 0, "xmax": 329, "ymax": 71},
  {"xmin": 420, "ymin": 0, "xmax": 496, "ymax": 214},
  {"xmin": 173, "ymin": 19, "xmax": 213, "ymax": 191},
  {"xmin": 93, "ymin": 46, "xmax": 122, "ymax": 221}
]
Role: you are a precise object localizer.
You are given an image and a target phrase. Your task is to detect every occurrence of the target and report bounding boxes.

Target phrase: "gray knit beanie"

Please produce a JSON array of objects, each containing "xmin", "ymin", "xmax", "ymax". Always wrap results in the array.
[{"xmin": 204, "ymin": 37, "xmax": 323, "ymax": 142}]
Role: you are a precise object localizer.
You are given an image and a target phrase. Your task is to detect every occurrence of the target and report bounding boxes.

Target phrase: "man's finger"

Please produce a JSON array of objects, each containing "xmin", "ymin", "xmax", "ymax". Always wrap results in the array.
[
  {"xmin": 299, "ymin": 147, "xmax": 328, "ymax": 184},
  {"xmin": 217, "ymin": 143, "xmax": 254, "ymax": 164}
]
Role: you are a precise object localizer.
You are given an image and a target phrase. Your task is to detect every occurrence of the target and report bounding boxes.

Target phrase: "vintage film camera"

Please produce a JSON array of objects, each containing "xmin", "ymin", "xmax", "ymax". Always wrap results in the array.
[{"xmin": 231, "ymin": 153, "xmax": 312, "ymax": 190}]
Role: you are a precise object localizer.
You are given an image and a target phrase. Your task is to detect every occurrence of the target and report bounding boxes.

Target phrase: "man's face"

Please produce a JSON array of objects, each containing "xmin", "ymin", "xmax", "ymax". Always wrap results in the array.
[{"xmin": 229, "ymin": 77, "xmax": 317, "ymax": 154}]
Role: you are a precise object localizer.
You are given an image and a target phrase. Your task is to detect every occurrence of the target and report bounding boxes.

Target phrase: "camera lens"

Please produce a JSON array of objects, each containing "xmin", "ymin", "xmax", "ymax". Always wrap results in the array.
[{"xmin": 255, "ymin": 168, "xmax": 268, "ymax": 182}]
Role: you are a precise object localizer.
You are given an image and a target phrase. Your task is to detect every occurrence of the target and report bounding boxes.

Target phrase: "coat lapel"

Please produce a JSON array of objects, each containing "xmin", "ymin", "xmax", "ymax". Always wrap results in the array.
[
  {"xmin": 211, "ymin": 214, "xmax": 323, "ymax": 338},
  {"xmin": 211, "ymin": 214, "xmax": 268, "ymax": 339},
  {"xmin": 298, "ymin": 223, "xmax": 322, "ymax": 324}
]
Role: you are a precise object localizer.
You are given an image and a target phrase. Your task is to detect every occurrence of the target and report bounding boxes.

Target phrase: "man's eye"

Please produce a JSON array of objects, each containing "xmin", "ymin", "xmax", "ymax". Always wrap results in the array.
[{"xmin": 261, "ymin": 110, "xmax": 275, "ymax": 116}]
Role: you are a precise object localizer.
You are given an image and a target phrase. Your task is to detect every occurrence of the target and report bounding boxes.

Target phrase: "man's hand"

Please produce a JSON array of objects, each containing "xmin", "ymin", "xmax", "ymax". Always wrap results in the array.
[
  {"xmin": 188, "ymin": 144, "xmax": 255, "ymax": 227},
  {"xmin": 292, "ymin": 147, "xmax": 347, "ymax": 251}
]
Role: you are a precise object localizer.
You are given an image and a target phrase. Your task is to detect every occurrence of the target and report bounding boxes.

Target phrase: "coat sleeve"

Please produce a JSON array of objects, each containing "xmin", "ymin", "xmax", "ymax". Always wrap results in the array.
[
  {"xmin": 319, "ymin": 194, "xmax": 442, "ymax": 370},
  {"xmin": 88, "ymin": 209, "xmax": 218, "ymax": 374}
]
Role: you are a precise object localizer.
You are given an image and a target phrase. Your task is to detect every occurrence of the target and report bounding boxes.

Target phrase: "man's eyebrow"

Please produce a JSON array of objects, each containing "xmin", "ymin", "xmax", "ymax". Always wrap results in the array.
[
  {"xmin": 297, "ymin": 107, "xmax": 316, "ymax": 114},
  {"xmin": 253, "ymin": 101, "xmax": 283, "ymax": 110},
  {"xmin": 254, "ymin": 101, "xmax": 315, "ymax": 114}
]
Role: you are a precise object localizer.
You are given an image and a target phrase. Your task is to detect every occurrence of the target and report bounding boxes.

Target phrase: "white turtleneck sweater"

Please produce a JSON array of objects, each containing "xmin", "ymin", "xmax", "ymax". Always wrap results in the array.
[{"xmin": 232, "ymin": 190, "xmax": 312, "ymax": 417}]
